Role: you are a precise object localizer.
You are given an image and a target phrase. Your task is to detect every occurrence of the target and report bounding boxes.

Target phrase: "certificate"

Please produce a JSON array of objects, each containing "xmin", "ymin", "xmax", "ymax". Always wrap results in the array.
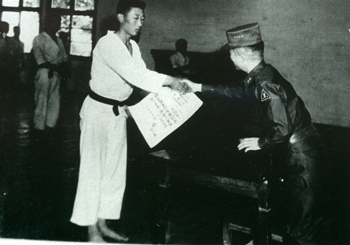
[{"xmin": 128, "ymin": 87, "xmax": 203, "ymax": 148}]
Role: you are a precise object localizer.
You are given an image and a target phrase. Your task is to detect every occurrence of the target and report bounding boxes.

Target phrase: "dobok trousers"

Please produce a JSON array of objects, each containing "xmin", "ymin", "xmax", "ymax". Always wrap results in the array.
[
  {"xmin": 34, "ymin": 68, "xmax": 61, "ymax": 130},
  {"xmin": 70, "ymin": 97, "xmax": 128, "ymax": 226}
]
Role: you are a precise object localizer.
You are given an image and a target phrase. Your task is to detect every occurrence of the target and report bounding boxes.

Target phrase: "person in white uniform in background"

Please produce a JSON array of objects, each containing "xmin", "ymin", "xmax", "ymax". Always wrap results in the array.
[
  {"xmin": 32, "ymin": 12, "xmax": 68, "ymax": 138},
  {"xmin": 70, "ymin": 0, "xmax": 192, "ymax": 242}
]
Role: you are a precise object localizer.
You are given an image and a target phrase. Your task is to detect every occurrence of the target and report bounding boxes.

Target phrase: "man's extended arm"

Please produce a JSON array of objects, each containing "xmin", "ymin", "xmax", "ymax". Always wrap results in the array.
[{"xmin": 187, "ymin": 81, "xmax": 243, "ymax": 99}]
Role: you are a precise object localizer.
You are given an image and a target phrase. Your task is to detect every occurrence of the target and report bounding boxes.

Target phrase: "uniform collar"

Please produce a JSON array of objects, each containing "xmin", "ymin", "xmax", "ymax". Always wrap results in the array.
[
  {"xmin": 42, "ymin": 31, "xmax": 59, "ymax": 46},
  {"xmin": 109, "ymin": 31, "xmax": 135, "ymax": 56},
  {"xmin": 243, "ymin": 61, "xmax": 266, "ymax": 87},
  {"xmin": 42, "ymin": 31, "xmax": 51, "ymax": 39}
]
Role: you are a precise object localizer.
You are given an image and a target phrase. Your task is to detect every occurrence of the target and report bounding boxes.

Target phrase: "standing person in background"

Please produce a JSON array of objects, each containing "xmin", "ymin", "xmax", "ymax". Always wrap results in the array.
[
  {"xmin": 188, "ymin": 23, "xmax": 328, "ymax": 245},
  {"xmin": 170, "ymin": 38, "xmax": 194, "ymax": 78},
  {"xmin": 0, "ymin": 22, "xmax": 24, "ymax": 96},
  {"xmin": 0, "ymin": 21, "xmax": 10, "ymax": 96},
  {"xmin": 11, "ymin": 26, "xmax": 25, "ymax": 74},
  {"xmin": 70, "ymin": 0, "xmax": 192, "ymax": 242},
  {"xmin": 0, "ymin": 21, "xmax": 9, "ymax": 62},
  {"xmin": 12, "ymin": 26, "xmax": 24, "ymax": 52},
  {"xmin": 9, "ymin": 26, "xmax": 25, "ymax": 91},
  {"xmin": 32, "ymin": 12, "xmax": 68, "ymax": 140},
  {"xmin": 0, "ymin": 21, "xmax": 8, "ymax": 39}
]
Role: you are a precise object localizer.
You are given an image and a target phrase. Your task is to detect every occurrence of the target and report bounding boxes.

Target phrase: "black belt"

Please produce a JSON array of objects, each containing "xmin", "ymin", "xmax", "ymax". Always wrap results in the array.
[
  {"xmin": 89, "ymin": 90, "xmax": 128, "ymax": 116},
  {"xmin": 38, "ymin": 63, "xmax": 56, "ymax": 69},
  {"xmin": 289, "ymin": 124, "xmax": 318, "ymax": 144},
  {"xmin": 38, "ymin": 63, "xmax": 58, "ymax": 78}
]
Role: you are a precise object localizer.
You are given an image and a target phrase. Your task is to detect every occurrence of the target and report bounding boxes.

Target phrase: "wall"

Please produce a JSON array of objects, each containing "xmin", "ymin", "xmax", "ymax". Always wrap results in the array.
[{"xmin": 96, "ymin": 0, "xmax": 350, "ymax": 127}]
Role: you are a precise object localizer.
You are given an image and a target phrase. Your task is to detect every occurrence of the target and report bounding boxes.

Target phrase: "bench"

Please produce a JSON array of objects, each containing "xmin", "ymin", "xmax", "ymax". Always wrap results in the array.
[{"xmin": 126, "ymin": 49, "xmax": 350, "ymax": 244}]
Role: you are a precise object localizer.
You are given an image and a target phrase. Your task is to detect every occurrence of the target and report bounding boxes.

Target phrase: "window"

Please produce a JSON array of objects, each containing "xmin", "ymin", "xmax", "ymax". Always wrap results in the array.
[
  {"xmin": 0, "ymin": 0, "xmax": 40, "ymax": 53},
  {"xmin": 2, "ymin": 0, "xmax": 40, "ymax": 7},
  {"xmin": 52, "ymin": 0, "xmax": 95, "ymax": 57},
  {"xmin": 0, "ymin": 0, "xmax": 95, "ymax": 57}
]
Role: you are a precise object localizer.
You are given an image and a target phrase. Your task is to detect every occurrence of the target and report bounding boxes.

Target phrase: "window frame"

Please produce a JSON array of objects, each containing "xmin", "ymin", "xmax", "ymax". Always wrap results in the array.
[
  {"xmin": 0, "ymin": 0, "xmax": 41, "ymax": 54},
  {"xmin": 50, "ymin": 0, "xmax": 97, "ymax": 59},
  {"xmin": 0, "ymin": 1, "xmax": 41, "ymax": 31},
  {"xmin": 0, "ymin": 0, "xmax": 96, "ymax": 58},
  {"xmin": 0, "ymin": 0, "xmax": 41, "ymax": 12}
]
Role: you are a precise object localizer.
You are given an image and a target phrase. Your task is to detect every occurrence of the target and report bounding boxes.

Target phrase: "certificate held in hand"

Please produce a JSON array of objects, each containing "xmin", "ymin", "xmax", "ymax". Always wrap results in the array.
[{"xmin": 128, "ymin": 87, "xmax": 203, "ymax": 148}]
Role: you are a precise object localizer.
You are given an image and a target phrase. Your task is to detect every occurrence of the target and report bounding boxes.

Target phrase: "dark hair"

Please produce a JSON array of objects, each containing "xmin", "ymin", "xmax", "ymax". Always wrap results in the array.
[
  {"xmin": 175, "ymin": 38, "xmax": 187, "ymax": 49},
  {"xmin": 43, "ymin": 12, "xmax": 61, "ymax": 34},
  {"xmin": 116, "ymin": 0, "xmax": 146, "ymax": 15},
  {"xmin": 100, "ymin": 15, "xmax": 119, "ymax": 36},
  {"xmin": 246, "ymin": 41, "xmax": 264, "ymax": 55},
  {"xmin": 0, "ymin": 21, "xmax": 9, "ymax": 34},
  {"xmin": 45, "ymin": 11, "xmax": 61, "ymax": 23}
]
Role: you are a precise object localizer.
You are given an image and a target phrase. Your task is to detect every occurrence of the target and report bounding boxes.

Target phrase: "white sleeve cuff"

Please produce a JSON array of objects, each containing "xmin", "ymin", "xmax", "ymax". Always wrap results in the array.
[{"xmin": 193, "ymin": 83, "xmax": 202, "ymax": 92}]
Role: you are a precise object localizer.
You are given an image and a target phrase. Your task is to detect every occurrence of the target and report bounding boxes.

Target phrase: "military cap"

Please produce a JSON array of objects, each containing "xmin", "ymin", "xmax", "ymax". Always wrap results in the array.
[{"xmin": 222, "ymin": 23, "xmax": 262, "ymax": 50}]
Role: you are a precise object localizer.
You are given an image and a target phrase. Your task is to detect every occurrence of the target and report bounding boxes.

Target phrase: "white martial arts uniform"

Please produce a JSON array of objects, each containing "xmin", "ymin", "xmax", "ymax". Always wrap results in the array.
[
  {"xmin": 70, "ymin": 31, "xmax": 169, "ymax": 226},
  {"xmin": 32, "ymin": 32, "xmax": 68, "ymax": 130}
]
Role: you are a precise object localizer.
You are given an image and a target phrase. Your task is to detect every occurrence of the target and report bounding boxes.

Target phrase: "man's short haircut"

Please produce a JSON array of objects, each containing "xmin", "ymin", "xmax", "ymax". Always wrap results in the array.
[
  {"xmin": 0, "ymin": 21, "xmax": 9, "ymax": 34},
  {"xmin": 246, "ymin": 41, "xmax": 264, "ymax": 56},
  {"xmin": 45, "ymin": 11, "xmax": 61, "ymax": 22},
  {"xmin": 116, "ymin": 0, "xmax": 146, "ymax": 15},
  {"xmin": 233, "ymin": 41, "xmax": 264, "ymax": 61},
  {"xmin": 176, "ymin": 38, "xmax": 187, "ymax": 46},
  {"xmin": 43, "ymin": 12, "xmax": 61, "ymax": 33},
  {"xmin": 175, "ymin": 38, "xmax": 187, "ymax": 50}
]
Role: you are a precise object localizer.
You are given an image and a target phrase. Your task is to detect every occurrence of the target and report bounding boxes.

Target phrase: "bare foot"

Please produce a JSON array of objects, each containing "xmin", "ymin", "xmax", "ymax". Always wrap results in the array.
[
  {"xmin": 88, "ymin": 224, "xmax": 106, "ymax": 243},
  {"xmin": 98, "ymin": 219, "xmax": 129, "ymax": 242}
]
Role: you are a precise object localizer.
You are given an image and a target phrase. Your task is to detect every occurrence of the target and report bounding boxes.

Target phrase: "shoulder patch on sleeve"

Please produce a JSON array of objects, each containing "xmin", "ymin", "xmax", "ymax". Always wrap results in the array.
[{"xmin": 261, "ymin": 89, "xmax": 271, "ymax": 101}]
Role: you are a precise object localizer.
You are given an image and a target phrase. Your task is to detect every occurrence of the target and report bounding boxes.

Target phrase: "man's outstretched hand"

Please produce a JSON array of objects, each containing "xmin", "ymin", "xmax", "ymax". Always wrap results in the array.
[
  {"xmin": 238, "ymin": 137, "xmax": 261, "ymax": 152},
  {"xmin": 168, "ymin": 78, "xmax": 192, "ymax": 94},
  {"xmin": 183, "ymin": 79, "xmax": 202, "ymax": 93}
]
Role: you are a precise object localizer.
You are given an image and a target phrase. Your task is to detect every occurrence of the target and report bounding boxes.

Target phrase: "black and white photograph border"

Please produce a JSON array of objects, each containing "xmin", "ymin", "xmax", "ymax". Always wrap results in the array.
[{"xmin": 1, "ymin": 0, "xmax": 350, "ymax": 244}]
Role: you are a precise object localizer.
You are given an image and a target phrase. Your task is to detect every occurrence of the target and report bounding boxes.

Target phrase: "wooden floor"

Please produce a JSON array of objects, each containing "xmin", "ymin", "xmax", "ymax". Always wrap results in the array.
[{"xmin": 0, "ymin": 83, "xmax": 349, "ymax": 244}]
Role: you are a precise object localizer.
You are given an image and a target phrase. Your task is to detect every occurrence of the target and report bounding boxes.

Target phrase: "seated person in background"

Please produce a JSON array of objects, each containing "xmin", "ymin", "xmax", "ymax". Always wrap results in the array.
[
  {"xmin": 170, "ymin": 38, "xmax": 194, "ymax": 78},
  {"xmin": 187, "ymin": 23, "xmax": 328, "ymax": 245}
]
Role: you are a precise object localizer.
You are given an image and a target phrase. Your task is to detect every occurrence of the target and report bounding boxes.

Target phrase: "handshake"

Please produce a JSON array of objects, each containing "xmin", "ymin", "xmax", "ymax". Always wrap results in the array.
[{"xmin": 166, "ymin": 77, "xmax": 202, "ymax": 94}]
